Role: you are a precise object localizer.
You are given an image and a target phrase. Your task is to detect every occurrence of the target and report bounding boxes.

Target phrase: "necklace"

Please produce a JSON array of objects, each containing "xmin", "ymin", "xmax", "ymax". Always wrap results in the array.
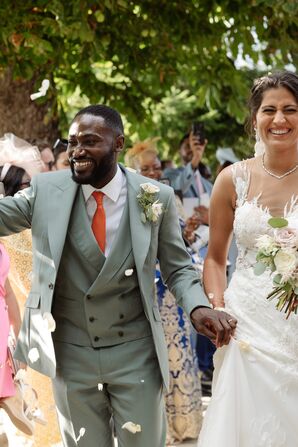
[{"xmin": 262, "ymin": 154, "xmax": 298, "ymax": 179}]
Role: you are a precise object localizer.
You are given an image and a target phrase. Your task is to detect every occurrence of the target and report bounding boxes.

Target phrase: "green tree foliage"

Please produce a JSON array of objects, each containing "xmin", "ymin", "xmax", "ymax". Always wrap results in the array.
[{"xmin": 0, "ymin": 0, "xmax": 297, "ymax": 160}]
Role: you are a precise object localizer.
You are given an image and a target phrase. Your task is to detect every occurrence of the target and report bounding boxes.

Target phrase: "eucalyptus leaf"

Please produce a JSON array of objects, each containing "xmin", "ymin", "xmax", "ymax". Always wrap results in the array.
[
  {"xmin": 273, "ymin": 274, "xmax": 282, "ymax": 285},
  {"xmin": 268, "ymin": 217, "xmax": 288, "ymax": 228},
  {"xmin": 253, "ymin": 261, "xmax": 267, "ymax": 276}
]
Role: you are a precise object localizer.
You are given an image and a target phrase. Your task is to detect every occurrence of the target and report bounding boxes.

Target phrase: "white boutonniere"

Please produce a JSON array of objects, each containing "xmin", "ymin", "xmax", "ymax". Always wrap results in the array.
[{"xmin": 137, "ymin": 182, "xmax": 163, "ymax": 223}]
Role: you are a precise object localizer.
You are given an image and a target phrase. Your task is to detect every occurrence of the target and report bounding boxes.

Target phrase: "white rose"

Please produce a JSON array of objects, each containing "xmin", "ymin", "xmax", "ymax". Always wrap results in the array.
[
  {"xmin": 255, "ymin": 234, "xmax": 277, "ymax": 256},
  {"xmin": 151, "ymin": 201, "xmax": 163, "ymax": 221},
  {"xmin": 274, "ymin": 250, "xmax": 297, "ymax": 276},
  {"xmin": 140, "ymin": 182, "xmax": 160, "ymax": 194},
  {"xmin": 274, "ymin": 227, "xmax": 298, "ymax": 249}
]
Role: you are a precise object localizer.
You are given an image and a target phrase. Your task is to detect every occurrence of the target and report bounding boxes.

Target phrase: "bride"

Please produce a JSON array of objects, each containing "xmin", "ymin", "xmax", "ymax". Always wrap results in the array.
[{"xmin": 198, "ymin": 71, "xmax": 298, "ymax": 446}]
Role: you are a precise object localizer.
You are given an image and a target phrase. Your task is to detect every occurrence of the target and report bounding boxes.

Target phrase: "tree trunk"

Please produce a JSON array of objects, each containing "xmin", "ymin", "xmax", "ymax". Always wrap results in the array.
[{"xmin": 0, "ymin": 68, "xmax": 59, "ymax": 145}]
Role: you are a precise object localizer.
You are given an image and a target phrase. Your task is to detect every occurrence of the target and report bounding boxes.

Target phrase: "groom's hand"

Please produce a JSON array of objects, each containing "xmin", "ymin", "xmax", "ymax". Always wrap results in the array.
[{"xmin": 190, "ymin": 307, "xmax": 237, "ymax": 348}]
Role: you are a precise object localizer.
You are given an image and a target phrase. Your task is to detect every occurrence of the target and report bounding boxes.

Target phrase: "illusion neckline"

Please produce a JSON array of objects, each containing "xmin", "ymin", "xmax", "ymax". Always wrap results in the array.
[{"xmin": 240, "ymin": 194, "xmax": 298, "ymax": 220}]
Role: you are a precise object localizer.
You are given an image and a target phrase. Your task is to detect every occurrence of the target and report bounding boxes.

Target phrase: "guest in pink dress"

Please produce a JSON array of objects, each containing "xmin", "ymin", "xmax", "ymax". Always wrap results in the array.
[
  {"xmin": 0, "ymin": 242, "xmax": 35, "ymax": 436},
  {"xmin": 0, "ymin": 243, "xmax": 18, "ymax": 399}
]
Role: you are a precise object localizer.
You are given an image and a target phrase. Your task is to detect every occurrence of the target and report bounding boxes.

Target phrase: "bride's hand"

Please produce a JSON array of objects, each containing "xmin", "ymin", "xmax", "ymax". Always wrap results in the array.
[{"xmin": 190, "ymin": 307, "xmax": 237, "ymax": 347}]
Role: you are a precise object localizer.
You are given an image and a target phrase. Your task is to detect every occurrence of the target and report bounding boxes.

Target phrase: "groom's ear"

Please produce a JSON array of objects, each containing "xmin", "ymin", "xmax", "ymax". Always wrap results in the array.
[{"xmin": 115, "ymin": 135, "xmax": 124, "ymax": 153}]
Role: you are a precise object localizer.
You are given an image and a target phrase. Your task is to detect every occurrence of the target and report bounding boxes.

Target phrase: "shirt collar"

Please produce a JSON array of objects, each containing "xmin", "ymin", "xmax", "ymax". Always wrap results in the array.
[{"xmin": 82, "ymin": 165, "xmax": 124, "ymax": 203}]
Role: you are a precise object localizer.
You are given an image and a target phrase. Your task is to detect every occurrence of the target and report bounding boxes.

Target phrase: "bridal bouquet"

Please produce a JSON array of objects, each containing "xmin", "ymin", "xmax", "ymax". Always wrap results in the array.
[{"xmin": 254, "ymin": 217, "xmax": 298, "ymax": 318}]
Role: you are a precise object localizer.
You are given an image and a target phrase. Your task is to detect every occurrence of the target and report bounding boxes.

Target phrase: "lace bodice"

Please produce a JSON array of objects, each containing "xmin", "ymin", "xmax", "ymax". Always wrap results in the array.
[
  {"xmin": 225, "ymin": 160, "xmax": 298, "ymax": 365},
  {"xmin": 232, "ymin": 162, "xmax": 298, "ymax": 269}
]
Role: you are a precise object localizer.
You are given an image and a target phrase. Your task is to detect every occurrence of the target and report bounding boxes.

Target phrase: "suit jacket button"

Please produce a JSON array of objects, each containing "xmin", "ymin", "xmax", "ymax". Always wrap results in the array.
[
  {"xmin": 89, "ymin": 316, "xmax": 95, "ymax": 322},
  {"xmin": 94, "ymin": 336, "xmax": 99, "ymax": 342},
  {"xmin": 48, "ymin": 283, "xmax": 54, "ymax": 290},
  {"xmin": 119, "ymin": 314, "xmax": 124, "ymax": 319},
  {"xmin": 118, "ymin": 331, "xmax": 124, "ymax": 337}
]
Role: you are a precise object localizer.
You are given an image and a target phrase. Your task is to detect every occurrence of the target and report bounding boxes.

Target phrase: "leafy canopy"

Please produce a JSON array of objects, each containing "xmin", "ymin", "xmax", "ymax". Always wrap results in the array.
[{"xmin": 0, "ymin": 0, "xmax": 297, "ymax": 160}]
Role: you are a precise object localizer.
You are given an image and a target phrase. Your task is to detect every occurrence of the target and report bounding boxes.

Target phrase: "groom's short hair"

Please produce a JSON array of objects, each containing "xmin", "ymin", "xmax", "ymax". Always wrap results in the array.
[{"xmin": 74, "ymin": 105, "xmax": 124, "ymax": 136}]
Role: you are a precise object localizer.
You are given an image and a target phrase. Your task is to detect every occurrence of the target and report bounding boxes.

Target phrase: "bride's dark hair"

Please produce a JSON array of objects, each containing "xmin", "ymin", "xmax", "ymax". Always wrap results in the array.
[{"xmin": 246, "ymin": 71, "xmax": 298, "ymax": 135}]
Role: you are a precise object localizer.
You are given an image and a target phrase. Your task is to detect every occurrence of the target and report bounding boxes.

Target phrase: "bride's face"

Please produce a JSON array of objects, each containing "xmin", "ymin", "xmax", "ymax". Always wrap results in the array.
[{"xmin": 255, "ymin": 86, "xmax": 298, "ymax": 152}]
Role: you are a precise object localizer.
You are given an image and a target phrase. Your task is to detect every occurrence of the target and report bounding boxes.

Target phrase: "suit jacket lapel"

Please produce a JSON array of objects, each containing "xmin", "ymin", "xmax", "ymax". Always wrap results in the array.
[
  {"xmin": 47, "ymin": 174, "xmax": 78, "ymax": 270},
  {"xmin": 125, "ymin": 169, "xmax": 152, "ymax": 274}
]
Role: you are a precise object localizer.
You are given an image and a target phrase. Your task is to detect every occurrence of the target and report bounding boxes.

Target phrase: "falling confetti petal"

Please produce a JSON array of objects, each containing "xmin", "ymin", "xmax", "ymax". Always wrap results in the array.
[
  {"xmin": 30, "ymin": 79, "xmax": 50, "ymax": 100},
  {"xmin": 238, "ymin": 340, "xmax": 251, "ymax": 352},
  {"xmin": 14, "ymin": 369, "xmax": 27, "ymax": 382},
  {"xmin": 122, "ymin": 422, "xmax": 142, "ymax": 434},
  {"xmin": 76, "ymin": 427, "xmax": 86, "ymax": 442},
  {"xmin": 28, "ymin": 348, "xmax": 40, "ymax": 363},
  {"xmin": 43, "ymin": 312, "xmax": 56, "ymax": 332},
  {"xmin": 97, "ymin": 383, "xmax": 103, "ymax": 391}
]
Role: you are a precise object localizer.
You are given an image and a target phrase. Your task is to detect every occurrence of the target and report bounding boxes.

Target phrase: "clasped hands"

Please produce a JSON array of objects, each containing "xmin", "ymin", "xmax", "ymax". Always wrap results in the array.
[{"xmin": 191, "ymin": 307, "xmax": 237, "ymax": 348}]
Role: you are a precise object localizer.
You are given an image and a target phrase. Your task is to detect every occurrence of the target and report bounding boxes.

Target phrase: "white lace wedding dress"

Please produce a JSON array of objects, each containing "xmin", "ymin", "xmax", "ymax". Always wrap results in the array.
[{"xmin": 198, "ymin": 161, "xmax": 298, "ymax": 447}]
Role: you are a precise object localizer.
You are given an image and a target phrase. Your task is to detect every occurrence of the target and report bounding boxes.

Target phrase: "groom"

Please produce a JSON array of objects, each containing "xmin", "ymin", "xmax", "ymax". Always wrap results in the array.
[{"xmin": 0, "ymin": 105, "xmax": 236, "ymax": 446}]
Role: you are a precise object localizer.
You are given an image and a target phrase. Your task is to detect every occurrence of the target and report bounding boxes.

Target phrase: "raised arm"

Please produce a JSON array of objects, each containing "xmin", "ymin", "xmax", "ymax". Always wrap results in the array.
[
  {"xmin": 0, "ymin": 179, "xmax": 35, "ymax": 236},
  {"xmin": 203, "ymin": 166, "xmax": 236, "ymax": 308}
]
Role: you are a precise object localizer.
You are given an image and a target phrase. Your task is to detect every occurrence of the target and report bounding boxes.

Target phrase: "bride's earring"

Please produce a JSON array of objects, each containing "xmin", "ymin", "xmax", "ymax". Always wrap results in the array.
[{"xmin": 254, "ymin": 128, "xmax": 265, "ymax": 157}]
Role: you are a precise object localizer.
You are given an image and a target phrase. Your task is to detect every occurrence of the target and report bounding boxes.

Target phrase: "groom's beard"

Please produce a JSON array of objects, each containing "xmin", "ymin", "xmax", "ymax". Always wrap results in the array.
[{"xmin": 70, "ymin": 150, "xmax": 115, "ymax": 185}]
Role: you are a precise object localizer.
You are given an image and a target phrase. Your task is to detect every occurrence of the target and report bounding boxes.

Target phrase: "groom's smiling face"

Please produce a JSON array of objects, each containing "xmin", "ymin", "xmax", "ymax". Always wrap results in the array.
[{"xmin": 67, "ymin": 113, "xmax": 124, "ymax": 188}]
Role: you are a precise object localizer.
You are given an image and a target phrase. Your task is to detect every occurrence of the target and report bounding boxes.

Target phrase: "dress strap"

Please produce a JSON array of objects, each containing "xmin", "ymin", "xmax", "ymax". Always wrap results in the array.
[{"xmin": 232, "ymin": 161, "xmax": 251, "ymax": 207}]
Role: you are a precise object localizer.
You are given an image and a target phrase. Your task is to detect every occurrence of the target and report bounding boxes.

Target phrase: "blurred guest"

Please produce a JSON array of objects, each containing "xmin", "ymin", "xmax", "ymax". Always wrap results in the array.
[
  {"xmin": 0, "ymin": 242, "xmax": 31, "ymax": 441},
  {"xmin": 52, "ymin": 139, "xmax": 70, "ymax": 170},
  {"xmin": 0, "ymin": 135, "xmax": 61, "ymax": 445},
  {"xmin": 0, "ymin": 133, "xmax": 44, "ymax": 176},
  {"xmin": 0, "ymin": 165, "xmax": 30, "ymax": 196},
  {"xmin": 161, "ymin": 159, "xmax": 175, "ymax": 171},
  {"xmin": 215, "ymin": 147, "xmax": 239, "ymax": 176},
  {"xmin": 165, "ymin": 127, "xmax": 215, "ymax": 396},
  {"xmin": 125, "ymin": 140, "xmax": 203, "ymax": 445},
  {"xmin": 215, "ymin": 147, "xmax": 239, "ymax": 282},
  {"xmin": 38, "ymin": 142, "xmax": 55, "ymax": 172},
  {"xmin": 164, "ymin": 128, "xmax": 212, "ymax": 196}
]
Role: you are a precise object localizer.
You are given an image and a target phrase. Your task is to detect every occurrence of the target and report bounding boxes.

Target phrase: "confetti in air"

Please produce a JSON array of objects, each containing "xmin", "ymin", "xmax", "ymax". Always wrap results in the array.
[
  {"xmin": 43, "ymin": 312, "xmax": 56, "ymax": 332},
  {"xmin": 238, "ymin": 340, "xmax": 251, "ymax": 352},
  {"xmin": 28, "ymin": 348, "xmax": 40, "ymax": 363},
  {"xmin": 76, "ymin": 427, "xmax": 86, "ymax": 442},
  {"xmin": 122, "ymin": 422, "xmax": 142, "ymax": 434},
  {"xmin": 14, "ymin": 369, "xmax": 27, "ymax": 382},
  {"xmin": 30, "ymin": 79, "xmax": 50, "ymax": 100},
  {"xmin": 97, "ymin": 383, "xmax": 103, "ymax": 391}
]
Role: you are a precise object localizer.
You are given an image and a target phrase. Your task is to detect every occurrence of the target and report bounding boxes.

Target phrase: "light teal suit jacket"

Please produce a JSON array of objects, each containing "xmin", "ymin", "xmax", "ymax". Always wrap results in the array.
[{"xmin": 0, "ymin": 166, "xmax": 209, "ymax": 387}]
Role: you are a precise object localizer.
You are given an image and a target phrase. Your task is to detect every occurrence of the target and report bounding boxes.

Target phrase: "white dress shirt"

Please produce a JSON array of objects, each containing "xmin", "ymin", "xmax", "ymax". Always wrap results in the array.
[{"xmin": 82, "ymin": 166, "xmax": 127, "ymax": 257}]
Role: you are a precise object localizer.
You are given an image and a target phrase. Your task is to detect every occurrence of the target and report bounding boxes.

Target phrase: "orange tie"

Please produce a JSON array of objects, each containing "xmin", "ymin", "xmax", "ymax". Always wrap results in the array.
[{"xmin": 92, "ymin": 191, "xmax": 106, "ymax": 253}]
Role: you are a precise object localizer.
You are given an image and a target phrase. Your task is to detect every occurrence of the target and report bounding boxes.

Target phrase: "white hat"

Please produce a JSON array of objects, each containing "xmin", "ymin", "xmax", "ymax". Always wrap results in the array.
[
  {"xmin": 0, "ymin": 133, "xmax": 44, "ymax": 177},
  {"xmin": 216, "ymin": 147, "xmax": 239, "ymax": 165}
]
